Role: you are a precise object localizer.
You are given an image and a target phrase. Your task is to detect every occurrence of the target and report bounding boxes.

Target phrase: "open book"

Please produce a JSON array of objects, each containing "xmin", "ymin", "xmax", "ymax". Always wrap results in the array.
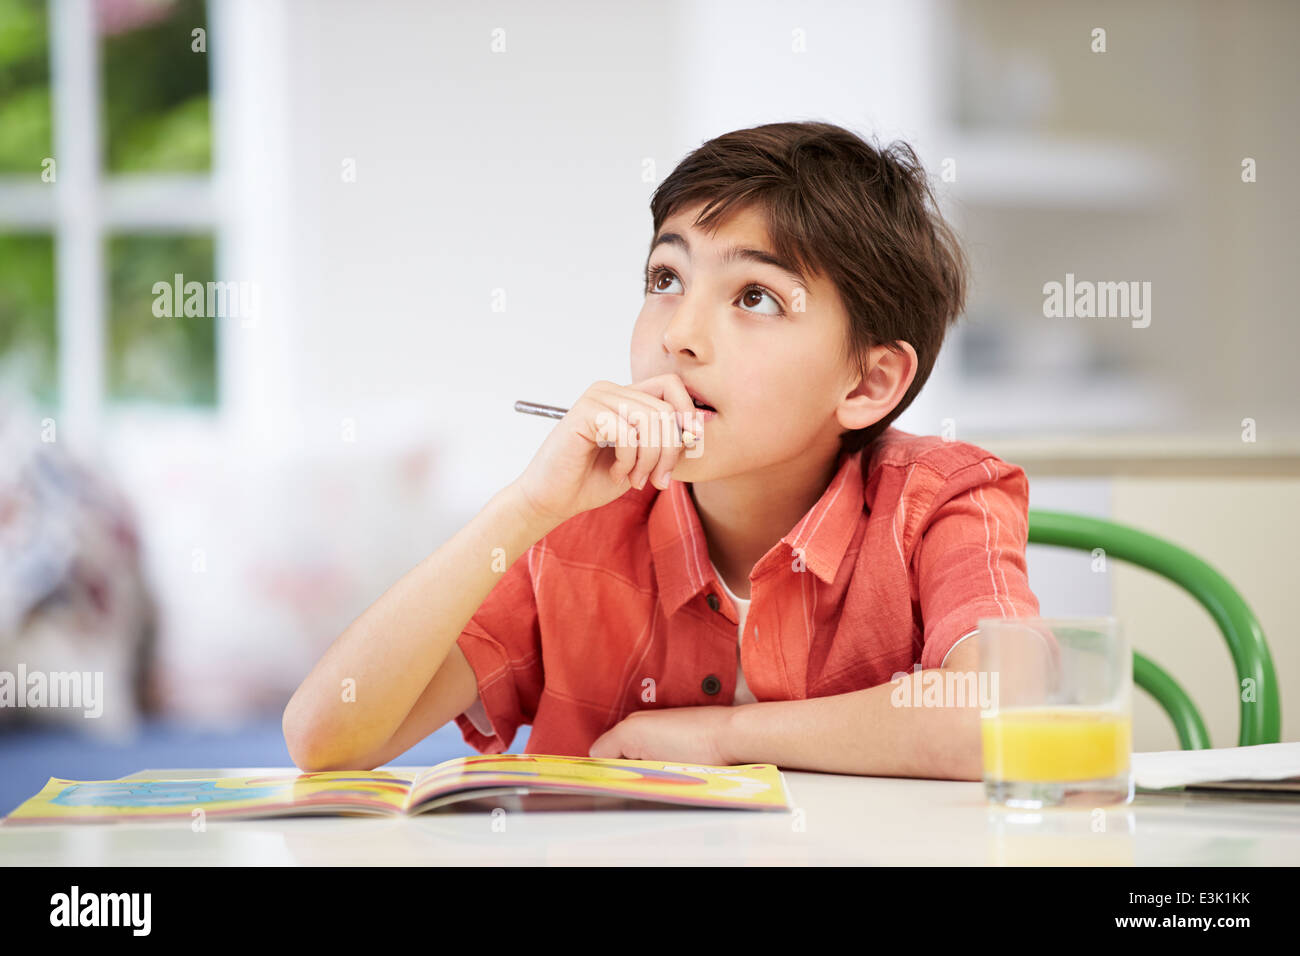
[{"xmin": 2, "ymin": 754, "xmax": 792, "ymax": 825}]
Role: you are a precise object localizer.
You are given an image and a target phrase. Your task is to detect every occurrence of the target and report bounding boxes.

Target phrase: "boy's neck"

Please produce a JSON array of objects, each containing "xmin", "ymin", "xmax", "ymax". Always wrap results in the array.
[{"xmin": 688, "ymin": 445, "xmax": 845, "ymax": 601}]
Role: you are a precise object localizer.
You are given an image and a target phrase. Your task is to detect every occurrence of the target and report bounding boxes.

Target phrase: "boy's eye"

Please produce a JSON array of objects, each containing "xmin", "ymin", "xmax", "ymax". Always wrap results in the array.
[
  {"xmin": 644, "ymin": 265, "xmax": 785, "ymax": 316},
  {"xmin": 738, "ymin": 286, "xmax": 783, "ymax": 316},
  {"xmin": 646, "ymin": 266, "xmax": 683, "ymax": 295}
]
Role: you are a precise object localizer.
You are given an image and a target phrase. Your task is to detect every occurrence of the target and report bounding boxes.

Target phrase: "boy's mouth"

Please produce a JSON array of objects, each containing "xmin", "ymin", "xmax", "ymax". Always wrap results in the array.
[
  {"xmin": 688, "ymin": 397, "xmax": 718, "ymax": 426},
  {"xmin": 685, "ymin": 385, "xmax": 718, "ymax": 414}
]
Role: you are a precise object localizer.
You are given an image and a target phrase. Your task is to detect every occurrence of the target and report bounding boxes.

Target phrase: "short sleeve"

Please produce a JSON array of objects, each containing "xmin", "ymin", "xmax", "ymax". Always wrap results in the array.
[
  {"xmin": 912, "ymin": 456, "xmax": 1041, "ymax": 670},
  {"xmin": 453, "ymin": 542, "xmax": 544, "ymax": 753}
]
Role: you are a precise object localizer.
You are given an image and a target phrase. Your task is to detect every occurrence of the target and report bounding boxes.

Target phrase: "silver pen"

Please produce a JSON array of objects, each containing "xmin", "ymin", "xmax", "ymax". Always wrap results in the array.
[{"xmin": 514, "ymin": 400, "xmax": 698, "ymax": 443}]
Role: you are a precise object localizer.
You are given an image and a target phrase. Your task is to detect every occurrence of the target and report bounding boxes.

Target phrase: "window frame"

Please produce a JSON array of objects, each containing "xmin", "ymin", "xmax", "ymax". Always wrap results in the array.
[{"xmin": 0, "ymin": 0, "xmax": 267, "ymax": 442}]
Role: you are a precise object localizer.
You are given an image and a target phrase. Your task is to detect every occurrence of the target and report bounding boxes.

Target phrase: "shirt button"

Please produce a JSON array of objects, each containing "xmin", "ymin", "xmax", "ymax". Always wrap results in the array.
[
  {"xmin": 701, "ymin": 674, "xmax": 721, "ymax": 695},
  {"xmin": 706, "ymin": 592, "xmax": 721, "ymax": 611}
]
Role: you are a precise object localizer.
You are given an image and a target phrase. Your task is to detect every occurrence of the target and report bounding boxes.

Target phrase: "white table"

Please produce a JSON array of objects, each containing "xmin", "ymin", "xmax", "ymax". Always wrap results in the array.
[{"xmin": 2, "ymin": 766, "xmax": 1298, "ymax": 865}]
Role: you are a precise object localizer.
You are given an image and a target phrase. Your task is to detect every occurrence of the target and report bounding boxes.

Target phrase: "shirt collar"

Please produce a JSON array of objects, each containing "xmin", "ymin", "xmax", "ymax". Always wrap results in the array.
[{"xmin": 648, "ymin": 446, "xmax": 866, "ymax": 616}]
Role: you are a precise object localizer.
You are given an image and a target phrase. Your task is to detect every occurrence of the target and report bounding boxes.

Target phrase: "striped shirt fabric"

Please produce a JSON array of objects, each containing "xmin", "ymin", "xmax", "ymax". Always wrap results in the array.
[{"xmin": 456, "ymin": 426, "xmax": 1040, "ymax": 757}]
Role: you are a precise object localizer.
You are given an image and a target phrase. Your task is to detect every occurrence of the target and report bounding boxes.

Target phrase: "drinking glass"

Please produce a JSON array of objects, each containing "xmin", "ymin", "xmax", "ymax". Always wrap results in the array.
[{"xmin": 978, "ymin": 616, "xmax": 1134, "ymax": 808}]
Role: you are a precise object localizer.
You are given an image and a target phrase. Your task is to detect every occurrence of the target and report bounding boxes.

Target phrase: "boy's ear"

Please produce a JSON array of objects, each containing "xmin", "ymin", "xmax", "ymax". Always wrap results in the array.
[{"xmin": 836, "ymin": 341, "xmax": 919, "ymax": 432}]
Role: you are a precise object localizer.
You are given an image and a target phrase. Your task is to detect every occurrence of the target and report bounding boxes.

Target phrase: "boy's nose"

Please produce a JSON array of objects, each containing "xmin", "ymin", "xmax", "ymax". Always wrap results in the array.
[{"xmin": 662, "ymin": 307, "xmax": 708, "ymax": 360}]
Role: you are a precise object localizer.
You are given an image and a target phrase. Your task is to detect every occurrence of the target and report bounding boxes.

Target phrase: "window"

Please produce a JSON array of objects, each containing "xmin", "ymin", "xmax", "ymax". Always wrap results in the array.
[{"xmin": 0, "ymin": 0, "xmax": 217, "ymax": 429}]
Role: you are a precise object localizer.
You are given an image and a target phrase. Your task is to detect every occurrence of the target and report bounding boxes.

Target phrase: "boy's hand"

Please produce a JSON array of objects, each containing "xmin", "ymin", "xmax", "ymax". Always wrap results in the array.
[
  {"xmin": 511, "ymin": 374, "xmax": 702, "ymax": 529},
  {"xmin": 588, "ymin": 706, "xmax": 737, "ymax": 765}
]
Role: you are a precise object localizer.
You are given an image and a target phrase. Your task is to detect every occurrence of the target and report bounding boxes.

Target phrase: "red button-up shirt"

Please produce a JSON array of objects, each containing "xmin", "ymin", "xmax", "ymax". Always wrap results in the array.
[{"xmin": 455, "ymin": 426, "xmax": 1040, "ymax": 756}]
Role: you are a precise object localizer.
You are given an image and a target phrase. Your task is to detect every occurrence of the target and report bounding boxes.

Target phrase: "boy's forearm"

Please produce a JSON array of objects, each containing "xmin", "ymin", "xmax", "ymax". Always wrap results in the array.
[
  {"xmin": 723, "ymin": 668, "xmax": 984, "ymax": 780},
  {"xmin": 283, "ymin": 481, "xmax": 557, "ymax": 769}
]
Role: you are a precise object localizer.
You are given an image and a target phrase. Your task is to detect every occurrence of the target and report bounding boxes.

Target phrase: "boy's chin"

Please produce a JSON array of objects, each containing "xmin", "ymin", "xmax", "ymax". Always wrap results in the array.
[
  {"xmin": 665, "ymin": 453, "xmax": 729, "ymax": 485},
  {"xmin": 661, "ymin": 455, "xmax": 702, "ymax": 485}
]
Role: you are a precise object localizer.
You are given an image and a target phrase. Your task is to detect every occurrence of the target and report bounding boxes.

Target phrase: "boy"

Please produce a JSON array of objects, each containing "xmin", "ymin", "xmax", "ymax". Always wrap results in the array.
[{"xmin": 283, "ymin": 121, "xmax": 1040, "ymax": 781}]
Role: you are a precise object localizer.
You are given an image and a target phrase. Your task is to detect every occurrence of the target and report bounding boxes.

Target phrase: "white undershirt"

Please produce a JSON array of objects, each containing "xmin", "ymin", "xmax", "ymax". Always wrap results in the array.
[{"xmin": 710, "ymin": 560, "xmax": 757, "ymax": 705}]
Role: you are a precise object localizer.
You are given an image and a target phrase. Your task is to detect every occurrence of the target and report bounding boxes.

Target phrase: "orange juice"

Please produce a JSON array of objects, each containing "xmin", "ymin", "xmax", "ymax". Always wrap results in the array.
[{"xmin": 981, "ymin": 708, "xmax": 1131, "ymax": 782}]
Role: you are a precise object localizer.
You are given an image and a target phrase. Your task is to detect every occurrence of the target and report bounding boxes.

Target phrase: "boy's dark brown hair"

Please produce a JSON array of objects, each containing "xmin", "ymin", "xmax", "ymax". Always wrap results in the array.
[{"xmin": 647, "ymin": 120, "xmax": 968, "ymax": 456}]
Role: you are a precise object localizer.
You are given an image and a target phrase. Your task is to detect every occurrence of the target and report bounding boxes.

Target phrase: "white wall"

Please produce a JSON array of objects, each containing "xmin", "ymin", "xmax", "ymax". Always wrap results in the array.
[
  {"xmin": 273, "ymin": 0, "xmax": 684, "ymax": 514},
  {"xmin": 243, "ymin": 0, "xmax": 958, "ymax": 515}
]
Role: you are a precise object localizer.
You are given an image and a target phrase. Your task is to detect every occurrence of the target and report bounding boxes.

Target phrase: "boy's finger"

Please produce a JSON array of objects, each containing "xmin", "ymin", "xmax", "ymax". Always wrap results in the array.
[
  {"xmin": 628, "ymin": 421, "xmax": 664, "ymax": 490},
  {"xmin": 628, "ymin": 374, "xmax": 697, "ymax": 439},
  {"xmin": 608, "ymin": 406, "xmax": 639, "ymax": 481},
  {"xmin": 649, "ymin": 421, "xmax": 690, "ymax": 488}
]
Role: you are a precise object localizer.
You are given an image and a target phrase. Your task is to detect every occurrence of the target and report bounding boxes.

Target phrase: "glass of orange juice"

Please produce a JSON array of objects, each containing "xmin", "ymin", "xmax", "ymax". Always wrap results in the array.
[{"xmin": 978, "ymin": 616, "xmax": 1133, "ymax": 808}]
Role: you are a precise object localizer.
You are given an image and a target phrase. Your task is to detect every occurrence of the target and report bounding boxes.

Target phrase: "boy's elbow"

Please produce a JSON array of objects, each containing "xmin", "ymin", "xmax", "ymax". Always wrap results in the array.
[
  {"xmin": 282, "ymin": 697, "xmax": 336, "ymax": 772},
  {"xmin": 284, "ymin": 726, "xmax": 347, "ymax": 773},
  {"xmin": 282, "ymin": 701, "xmax": 314, "ymax": 770},
  {"xmin": 282, "ymin": 698, "xmax": 383, "ymax": 772}
]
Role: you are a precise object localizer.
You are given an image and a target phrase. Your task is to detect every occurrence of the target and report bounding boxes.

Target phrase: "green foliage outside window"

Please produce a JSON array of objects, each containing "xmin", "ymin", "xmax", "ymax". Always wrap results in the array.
[
  {"xmin": 108, "ymin": 233, "xmax": 216, "ymax": 405},
  {"xmin": 0, "ymin": 0, "xmax": 217, "ymax": 408},
  {"xmin": 0, "ymin": 0, "xmax": 52, "ymax": 173},
  {"xmin": 0, "ymin": 233, "xmax": 56, "ymax": 404},
  {"xmin": 102, "ymin": 0, "xmax": 211, "ymax": 173}
]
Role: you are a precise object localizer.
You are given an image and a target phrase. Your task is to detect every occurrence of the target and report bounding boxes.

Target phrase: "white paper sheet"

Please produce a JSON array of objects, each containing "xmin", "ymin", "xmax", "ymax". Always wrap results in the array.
[{"xmin": 1132, "ymin": 742, "xmax": 1300, "ymax": 790}]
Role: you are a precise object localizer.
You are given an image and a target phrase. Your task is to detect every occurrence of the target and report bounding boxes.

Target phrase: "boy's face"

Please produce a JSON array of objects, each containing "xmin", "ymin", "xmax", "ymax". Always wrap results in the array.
[{"xmin": 629, "ymin": 201, "xmax": 865, "ymax": 481}]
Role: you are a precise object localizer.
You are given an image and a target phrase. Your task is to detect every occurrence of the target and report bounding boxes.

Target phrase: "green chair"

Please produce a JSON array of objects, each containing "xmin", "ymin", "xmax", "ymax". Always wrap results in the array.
[{"xmin": 1027, "ymin": 509, "xmax": 1281, "ymax": 750}]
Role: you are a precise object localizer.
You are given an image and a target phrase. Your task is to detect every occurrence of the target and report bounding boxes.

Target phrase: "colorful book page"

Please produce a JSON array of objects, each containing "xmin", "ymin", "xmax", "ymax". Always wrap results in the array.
[
  {"xmin": 4, "ymin": 771, "xmax": 413, "ymax": 824},
  {"xmin": 410, "ymin": 754, "xmax": 789, "ymax": 810}
]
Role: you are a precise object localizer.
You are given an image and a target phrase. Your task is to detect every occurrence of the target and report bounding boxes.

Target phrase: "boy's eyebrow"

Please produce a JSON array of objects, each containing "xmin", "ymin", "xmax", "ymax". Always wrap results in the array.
[{"xmin": 649, "ymin": 232, "xmax": 808, "ymax": 292}]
